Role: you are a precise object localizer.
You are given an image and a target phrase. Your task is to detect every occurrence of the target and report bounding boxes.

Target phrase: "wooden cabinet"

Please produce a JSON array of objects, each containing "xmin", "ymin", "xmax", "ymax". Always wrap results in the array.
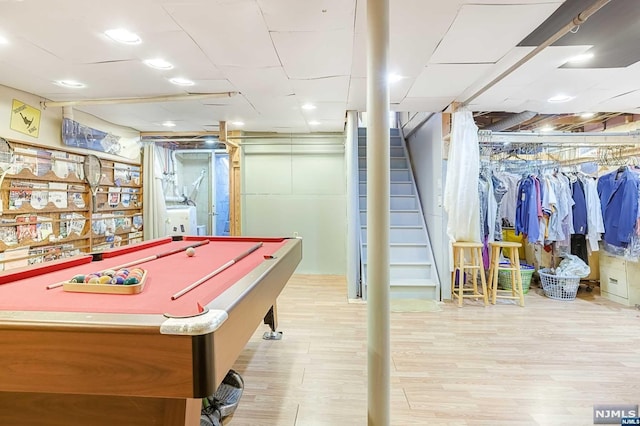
[
  {"xmin": 599, "ymin": 251, "xmax": 640, "ymax": 307},
  {"xmin": 0, "ymin": 140, "xmax": 143, "ymax": 270}
]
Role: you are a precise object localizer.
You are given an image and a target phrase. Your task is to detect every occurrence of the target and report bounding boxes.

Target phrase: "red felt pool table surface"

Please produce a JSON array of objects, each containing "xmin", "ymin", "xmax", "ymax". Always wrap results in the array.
[
  {"xmin": 0, "ymin": 236, "xmax": 288, "ymax": 317},
  {"xmin": 0, "ymin": 235, "xmax": 302, "ymax": 426}
]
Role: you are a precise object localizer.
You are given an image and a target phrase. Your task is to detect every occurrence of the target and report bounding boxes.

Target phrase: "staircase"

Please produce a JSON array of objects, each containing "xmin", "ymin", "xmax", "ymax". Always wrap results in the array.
[{"xmin": 358, "ymin": 127, "xmax": 440, "ymax": 300}]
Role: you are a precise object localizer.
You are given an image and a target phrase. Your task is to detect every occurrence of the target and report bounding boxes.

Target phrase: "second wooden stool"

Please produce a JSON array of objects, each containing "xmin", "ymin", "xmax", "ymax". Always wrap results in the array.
[{"xmin": 488, "ymin": 241, "xmax": 525, "ymax": 307}]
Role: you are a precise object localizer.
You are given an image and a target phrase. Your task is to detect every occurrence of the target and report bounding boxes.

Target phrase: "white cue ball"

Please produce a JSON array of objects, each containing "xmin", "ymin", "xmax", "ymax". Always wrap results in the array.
[{"xmin": 186, "ymin": 247, "xmax": 196, "ymax": 257}]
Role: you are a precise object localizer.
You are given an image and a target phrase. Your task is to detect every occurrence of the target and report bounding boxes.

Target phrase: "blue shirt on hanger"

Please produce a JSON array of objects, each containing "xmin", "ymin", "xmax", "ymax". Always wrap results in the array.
[{"xmin": 597, "ymin": 168, "xmax": 639, "ymax": 247}]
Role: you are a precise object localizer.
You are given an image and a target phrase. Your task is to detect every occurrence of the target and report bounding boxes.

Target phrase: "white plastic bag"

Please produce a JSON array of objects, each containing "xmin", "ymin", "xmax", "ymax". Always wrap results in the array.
[{"xmin": 555, "ymin": 254, "xmax": 590, "ymax": 278}]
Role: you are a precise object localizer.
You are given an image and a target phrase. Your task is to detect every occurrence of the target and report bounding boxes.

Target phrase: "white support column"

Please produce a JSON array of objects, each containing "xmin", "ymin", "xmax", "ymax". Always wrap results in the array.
[
  {"xmin": 346, "ymin": 110, "xmax": 360, "ymax": 299},
  {"xmin": 366, "ymin": 0, "xmax": 390, "ymax": 424}
]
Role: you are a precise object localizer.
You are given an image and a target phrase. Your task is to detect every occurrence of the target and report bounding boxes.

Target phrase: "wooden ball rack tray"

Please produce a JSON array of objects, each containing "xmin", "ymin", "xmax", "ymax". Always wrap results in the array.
[{"xmin": 62, "ymin": 269, "xmax": 148, "ymax": 295}]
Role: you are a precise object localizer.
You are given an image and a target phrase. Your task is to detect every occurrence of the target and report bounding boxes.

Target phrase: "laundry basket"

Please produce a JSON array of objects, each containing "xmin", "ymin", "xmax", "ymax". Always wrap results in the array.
[
  {"xmin": 498, "ymin": 263, "xmax": 534, "ymax": 294},
  {"xmin": 538, "ymin": 268, "xmax": 580, "ymax": 301}
]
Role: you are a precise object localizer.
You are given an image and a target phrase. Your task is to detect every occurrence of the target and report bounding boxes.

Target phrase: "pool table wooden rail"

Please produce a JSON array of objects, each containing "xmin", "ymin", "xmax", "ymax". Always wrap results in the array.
[{"xmin": 0, "ymin": 237, "xmax": 302, "ymax": 426}]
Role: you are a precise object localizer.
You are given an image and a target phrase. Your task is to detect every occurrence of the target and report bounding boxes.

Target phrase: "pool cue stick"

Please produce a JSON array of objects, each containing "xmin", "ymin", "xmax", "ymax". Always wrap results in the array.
[
  {"xmin": 46, "ymin": 240, "xmax": 210, "ymax": 290},
  {"xmin": 109, "ymin": 239, "xmax": 210, "ymax": 270},
  {"xmin": 46, "ymin": 279, "xmax": 70, "ymax": 290},
  {"xmin": 171, "ymin": 242, "xmax": 263, "ymax": 300}
]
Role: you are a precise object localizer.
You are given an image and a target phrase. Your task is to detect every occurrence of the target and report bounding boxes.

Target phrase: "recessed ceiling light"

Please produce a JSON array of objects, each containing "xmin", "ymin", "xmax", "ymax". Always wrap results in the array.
[
  {"xmin": 580, "ymin": 112, "xmax": 595, "ymax": 119},
  {"xmin": 302, "ymin": 103, "xmax": 316, "ymax": 110},
  {"xmin": 309, "ymin": 121, "xmax": 321, "ymax": 126},
  {"xmin": 162, "ymin": 121, "xmax": 176, "ymax": 127},
  {"xmin": 388, "ymin": 73, "xmax": 404, "ymax": 83},
  {"xmin": 567, "ymin": 52, "xmax": 594, "ymax": 63},
  {"xmin": 104, "ymin": 28, "xmax": 142, "ymax": 45},
  {"xmin": 205, "ymin": 138, "xmax": 216, "ymax": 144},
  {"xmin": 143, "ymin": 58, "xmax": 173, "ymax": 70},
  {"xmin": 56, "ymin": 80, "xmax": 86, "ymax": 88},
  {"xmin": 231, "ymin": 121, "xmax": 244, "ymax": 126},
  {"xmin": 169, "ymin": 77, "xmax": 194, "ymax": 86},
  {"xmin": 0, "ymin": 36, "xmax": 8, "ymax": 45},
  {"xmin": 540, "ymin": 126, "xmax": 554, "ymax": 132},
  {"xmin": 547, "ymin": 94, "xmax": 573, "ymax": 103}
]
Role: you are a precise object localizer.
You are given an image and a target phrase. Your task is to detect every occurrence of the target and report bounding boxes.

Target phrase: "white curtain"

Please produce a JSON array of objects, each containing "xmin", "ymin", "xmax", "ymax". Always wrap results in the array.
[
  {"xmin": 143, "ymin": 143, "xmax": 167, "ymax": 240},
  {"xmin": 443, "ymin": 109, "xmax": 481, "ymax": 243}
]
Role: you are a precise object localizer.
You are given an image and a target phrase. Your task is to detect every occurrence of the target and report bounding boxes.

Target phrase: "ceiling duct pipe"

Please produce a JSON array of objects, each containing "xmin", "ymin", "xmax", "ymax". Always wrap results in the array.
[
  {"xmin": 462, "ymin": 0, "xmax": 612, "ymax": 106},
  {"xmin": 483, "ymin": 110, "xmax": 537, "ymax": 132},
  {"xmin": 41, "ymin": 92, "xmax": 238, "ymax": 108}
]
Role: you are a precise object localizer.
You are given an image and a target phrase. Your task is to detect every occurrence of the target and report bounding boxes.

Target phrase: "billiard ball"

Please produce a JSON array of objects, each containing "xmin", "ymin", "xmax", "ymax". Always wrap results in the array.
[
  {"xmin": 111, "ymin": 276, "xmax": 125, "ymax": 285},
  {"xmin": 186, "ymin": 247, "xmax": 196, "ymax": 257}
]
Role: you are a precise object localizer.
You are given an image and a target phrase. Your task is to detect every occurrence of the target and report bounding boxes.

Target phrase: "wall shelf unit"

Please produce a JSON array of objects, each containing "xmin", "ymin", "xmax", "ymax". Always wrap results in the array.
[{"xmin": 0, "ymin": 139, "xmax": 142, "ymax": 270}]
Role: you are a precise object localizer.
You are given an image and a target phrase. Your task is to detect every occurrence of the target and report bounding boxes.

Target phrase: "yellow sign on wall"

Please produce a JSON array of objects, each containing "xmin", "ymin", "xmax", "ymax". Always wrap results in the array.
[{"xmin": 10, "ymin": 99, "xmax": 40, "ymax": 138}]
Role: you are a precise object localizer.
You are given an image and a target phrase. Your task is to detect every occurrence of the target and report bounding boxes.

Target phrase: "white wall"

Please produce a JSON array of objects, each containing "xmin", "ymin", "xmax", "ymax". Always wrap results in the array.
[
  {"xmin": 0, "ymin": 84, "xmax": 141, "ymax": 163},
  {"xmin": 241, "ymin": 138, "xmax": 347, "ymax": 274},
  {"xmin": 405, "ymin": 114, "xmax": 450, "ymax": 298},
  {"xmin": 0, "ymin": 84, "xmax": 62, "ymax": 145}
]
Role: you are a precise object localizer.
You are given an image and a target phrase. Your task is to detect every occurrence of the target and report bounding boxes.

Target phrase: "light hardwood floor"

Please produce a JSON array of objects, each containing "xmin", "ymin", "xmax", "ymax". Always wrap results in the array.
[{"xmin": 228, "ymin": 275, "xmax": 640, "ymax": 426}]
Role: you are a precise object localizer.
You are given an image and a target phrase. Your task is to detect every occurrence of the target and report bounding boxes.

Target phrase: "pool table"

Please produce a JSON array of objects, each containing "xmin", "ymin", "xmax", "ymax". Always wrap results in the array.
[{"xmin": 0, "ymin": 235, "xmax": 301, "ymax": 426}]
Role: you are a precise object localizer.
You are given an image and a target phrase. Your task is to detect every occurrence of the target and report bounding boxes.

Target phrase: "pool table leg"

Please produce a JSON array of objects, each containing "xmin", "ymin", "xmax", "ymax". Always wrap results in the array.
[{"xmin": 262, "ymin": 304, "xmax": 283, "ymax": 340}]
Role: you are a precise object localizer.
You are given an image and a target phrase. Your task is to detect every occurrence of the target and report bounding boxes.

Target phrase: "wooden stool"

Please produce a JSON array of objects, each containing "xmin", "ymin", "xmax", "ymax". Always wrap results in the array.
[
  {"xmin": 451, "ymin": 242, "xmax": 488, "ymax": 307},
  {"xmin": 488, "ymin": 241, "xmax": 525, "ymax": 307}
]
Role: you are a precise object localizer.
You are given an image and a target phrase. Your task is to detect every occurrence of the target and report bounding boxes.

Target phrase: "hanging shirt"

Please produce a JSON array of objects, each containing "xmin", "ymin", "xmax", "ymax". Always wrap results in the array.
[
  {"xmin": 515, "ymin": 176, "xmax": 539, "ymax": 240},
  {"xmin": 497, "ymin": 172, "xmax": 520, "ymax": 228},
  {"xmin": 597, "ymin": 168, "xmax": 639, "ymax": 247},
  {"xmin": 581, "ymin": 176, "xmax": 604, "ymax": 252},
  {"xmin": 571, "ymin": 179, "xmax": 588, "ymax": 235},
  {"xmin": 491, "ymin": 173, "xmax": 507, "ymax": 241},
  {"xmin": 557, "ymin": 173, "xmax": 575, "ymax": 248}
]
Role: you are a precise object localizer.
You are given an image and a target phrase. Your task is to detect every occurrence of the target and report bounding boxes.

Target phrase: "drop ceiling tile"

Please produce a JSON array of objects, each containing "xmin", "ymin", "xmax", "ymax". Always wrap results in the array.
[
  {"xmin": 390, "ymin": 0, "xmax": 461, "ymax": 78},
  {"xmin": 595, "ymin": 89, "xmax": 640, "ymax": 112},
  {"xmin": 220, "ymin": 66, "xmax": 293, "ymax": 97},
  {"xmin": 429, "ymin": 3, "xmax": 561, "ymax": 64},
  {"xmin": 258, "ymin": 0, "xmax": 356, "ymax": 31},
  {"xmin": 62, "ymin": 61, "xmax": 182, "ymax": 99},
  {"xmin": 0, "ymin": 60, "xmax": 66, "ymax": 96},
  {"xmin": 390, "ymin": 79, "xmax": 415, "ymax": 105},
  {"xmin": 0, "ymin": 1, "xmax": 180, "ymax": 64},
  {"xmin": 271, "ymin": 29, "xmax": 352, "ymax": 79},
  {"xmin": 489, "ymin": 46, "xmax": 592, "ymax": 87},
  {"xmin": 394, "ymin": 97, "xmax": 452, "ymax": 112},
  {"xmin": 166, "ymin": 0, "xmax": 281, "ymax": 68},
  {"xmin": 347, "ymin": 77, "xmax": 366, "ymax": 111},
  {"xmin": 350, "ymin": 32, "xmax": 366, "ymax": 78},
  {"xmin": 408, "ymin": 64, "xmax": 493, "ymax": 98},
  {"xmin": 301, "ymin": 102, "xmax": 346, "ymax": 121},
  {"xmin": 591, "ymin": 65, "xmax": 640, "ymax": 94},
  {"xmin": 248, "ymin": 96, "xmax": 305, "ymax": 120},
  {"xmin": 134, "ymin": 31, "xmax": 225, "ymax": 80},
  {"xmin": 291, "ymin": 76, "xmax": 350, "ymax": 103},
  {"xmin": 464, "ymin": 46, "xmax": 594, "ymax": 108}
]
